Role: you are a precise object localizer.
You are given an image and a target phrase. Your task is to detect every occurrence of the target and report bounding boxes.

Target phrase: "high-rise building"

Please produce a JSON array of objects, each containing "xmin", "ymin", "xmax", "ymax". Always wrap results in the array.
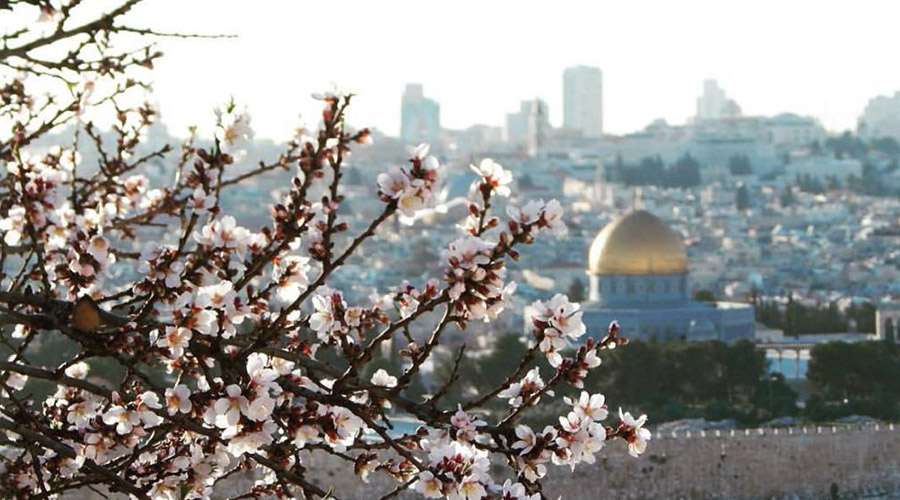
[
  {"xmin": 563, "ymin": 66, "xmax": 604, "ymax": 138},
  {"xmin": 858, "ymin": 91, "xmax": 900, "ymax": 141},
  {"xmin": 400, "ymin": 84, "xmax": 440, "ymax": 144},
  {"xmin": 695, "ymin": 79, "xmax": 741, "ymax": 121},
  {"xmin": 505, "ymin": 98, "xmax": 549, "ymax": 155}
]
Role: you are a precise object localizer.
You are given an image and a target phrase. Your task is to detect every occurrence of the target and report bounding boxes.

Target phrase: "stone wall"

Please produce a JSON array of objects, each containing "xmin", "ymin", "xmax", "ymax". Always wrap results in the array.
[
  {"xmin": 541, "ymin": 424, "xmax": 900, "ymax": 499},
  {"xmin": 67, "ymin": 424, "xmax": 900, "ymax": 499}
]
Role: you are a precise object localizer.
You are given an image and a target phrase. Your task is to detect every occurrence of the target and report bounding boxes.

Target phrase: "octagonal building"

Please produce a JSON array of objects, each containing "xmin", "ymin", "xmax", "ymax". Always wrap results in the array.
[{"xmin": 581, "ymin": 210, "xmax": 754, "ymax": 342}]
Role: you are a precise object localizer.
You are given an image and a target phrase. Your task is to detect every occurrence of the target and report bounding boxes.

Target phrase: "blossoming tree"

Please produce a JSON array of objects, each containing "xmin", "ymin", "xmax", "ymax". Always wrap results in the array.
[{"xmin": 0, "ymin": 2, "xmax": 651, "ymax": 498}]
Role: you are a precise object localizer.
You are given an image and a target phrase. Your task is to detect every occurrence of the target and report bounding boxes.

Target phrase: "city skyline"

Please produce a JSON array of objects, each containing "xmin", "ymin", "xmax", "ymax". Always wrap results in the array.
[
  {"xmin": 132, "ymin": 0, "xmax": 900, "ymax": 141},
  {"xmin": 4, "ymin": 3, "xmax": 900, "ymax": 499}
]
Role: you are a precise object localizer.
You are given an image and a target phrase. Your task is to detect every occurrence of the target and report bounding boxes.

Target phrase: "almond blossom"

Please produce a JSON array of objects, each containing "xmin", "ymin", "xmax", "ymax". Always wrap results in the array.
[
  {"xmin": 64, "ymin": 361, "xmax": 89, "ymax": 379},
  {"xmin": 413, "ymin": 471, "xmax": 444, "ymax": 498},
  {"xmin": 511, "ymin": 424, "xmax": 556, "ymax": 456},
  {"xmin": 446, "ymin": 236, "xmax": 493, "ymax": 272},
  {"xmin": 377, "ymin": 167, "xmax": 409, "ymax": 199},
  {"xmin": 396, "ymin": 291, "xmax": 420, "ymax": 319},
  {"xmin": 371, "ymin": 369, "xmax": 398, "ymax": 388},
  {"xmin": 499, "ymin": 479, "xmax": 540, "ymax": 500},
  {"xmin": 420, "ymin": 439, "xmax": 492, "ymax": 500},
  {"xmin": 216, "ymin": 105, "xmax": 254, "ymax": 156},
  {"xmin": 157, "ymin": 326, "xmax": 192, "ymax": 357},
  {"xmin": 444, "ymin": 235, "xmax": 513, "ymax": 322},
  {"xmin": 619, "ymin": 408, "xmax": 652, "ymax": 457},
  {"xmin": 0, "ymin": 206, "xmax": 26, "ymax": 246},
  {"xmin": 136, "ymin": 391, "xmax": 163, "ymax": 428},
  {"xmin": 507, "ymin": 198, "xmax": 568, "ymax": 237},
  {"xmin": 569, "ymin": 347, "xmax": 602, "ymax": 388},
  {"xmin": 102, "ymin": 405, "xmax": 141, "ymax": 435},
  {"xmin": 309, "ymin": 287, "xmax": 347, "ymax": 341},
  {"xmin": 138, "ymin": 243, "xmax": 184, "ymax": 289},
  {"xmin": 0, "ymin": 19, "xmax": 653, "ymax": 496},
  {"xmin": 273, "ymin": 255, "xmax": 311, "ymax": 303},
  {"xmin": 553, "ymin": 418, "xmax": 607, "ymax": 469},
  {"xmin": 244, "ymin": 394, "xmax": 276, "ymax": 422},
  {"xmin": 246, "ymin": 352, "xmax": 279, "ymax": 388},
  {"xmin": 213, "ymin": 385, "xmax": 248, "ymax": 430},
  {"xmin": 165, "ymin": 385, "xmax": 192, "ymax": 415},
  {"xmin": 498, "ymin": 367, "xmax": 550, "ymax": 407},
  {"xmin": 450, "ymin": 406, "xmax": 487, "ymax": 443},
  {"xmin": 67, "ymin": 399, "xmax": 99, "ymax": 430},
  {"xmin": 193, "ymin": 216, "xmax": 252, "ymax": 252},
  {"xmin": 225, "ymin": 420, "xmax": 277, "ymax": 457},
  {"xmin": 525, "ymin": 294, "xmax": 587, "ymax": 367},
  {"xmin": 377, "ymin": 144, "xmax": 441, "ymax": 217},
  {"xmin": 471, "ymin": 158, "xmax": 513, "ymax": 197},
  {"xmin": 566, "ymin": 391, "xmax": 609, "ymax": 422},
  {"xmin": 320, "ymin": 406, "xmax": 364, "ymax": 449}
]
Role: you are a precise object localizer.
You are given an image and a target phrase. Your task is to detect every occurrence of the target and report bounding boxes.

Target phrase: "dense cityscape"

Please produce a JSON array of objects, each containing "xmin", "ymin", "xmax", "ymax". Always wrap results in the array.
[
  {"xmin": 31, "ymin": 65, "xmax": 893, "ymax": 425},
  {"xmin": 38, "ymin": 67, "xmax": 899, "ymax": 381},
  {"xmin": 5, "ymin": 0, "xmax": 900, "ymax": 497}
]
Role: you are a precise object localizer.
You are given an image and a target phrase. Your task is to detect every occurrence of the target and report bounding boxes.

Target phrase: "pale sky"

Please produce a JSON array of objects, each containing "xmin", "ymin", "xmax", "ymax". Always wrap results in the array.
[{"xmin": 129, "ymin": 0, "xmax": 900, "ymax": 141}]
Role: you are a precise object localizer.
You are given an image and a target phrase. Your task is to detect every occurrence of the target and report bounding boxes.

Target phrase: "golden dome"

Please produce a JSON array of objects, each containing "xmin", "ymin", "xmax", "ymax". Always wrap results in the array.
[{"xmin": 588, "ymin": 210, "xmax": 688, "ymax": 276}]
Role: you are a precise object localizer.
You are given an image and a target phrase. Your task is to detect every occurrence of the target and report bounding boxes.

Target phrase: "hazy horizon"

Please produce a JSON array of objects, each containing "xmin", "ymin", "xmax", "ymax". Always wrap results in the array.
[{"xmin": 132, "ymin": 0, "xmax": 900, "ymax": 141}]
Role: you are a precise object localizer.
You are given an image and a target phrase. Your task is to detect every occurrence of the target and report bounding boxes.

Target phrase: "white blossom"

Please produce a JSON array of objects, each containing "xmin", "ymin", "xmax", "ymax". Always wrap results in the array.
[
  {"xmin": 321, "ymin": 406, "xmax": 364, "ymax": 449},
  {"xmin": 213, "ymin": 384, "xmax": 248, "ymax": 430},
  {"xmin": 165, "ymin": 385, "xmax": 192, "ymax": 415},
  {"xmin": 226, "ymin": 420, "xmax": 277, "ymax": 457},
  {"xmin": 497, "ymin": 367, "xmax": 549, "ymax": 407},
  {"xmin": 370, "ymin": 369, "xmax": 397, "ymax": 388},
  {"xmin": 450, "ymin": 406, "xmax": 486, "ymax": 443},
  {"xmin": 244, "ymin": 394, "xmax": 275, "ymax": 422},
  {"xmin": 377, "ymin": 167, "xmax": 408, "ymax": 199},
  {"xmin": 470, "ymin": 158, "xmax": 513, "ymax": 197},
  {"xmin": 413, "ymin": 470, "xmax": 443, "ymax": 498},
  {"xmin": 137, "ymin": 391, "xmax": 163, "ymax": 428},
  {"xmin": 216, "ymin": 106, "xmax": 254, "ymax": 156},
  {"xmin": 446, "ymin": 236, "xmax": 493, "ymax": 271},
  {"xmin": 157, "ymin": 326, "xmax": 192, "ymax": 358},
  {"xmin": 620, "ymin": 408, "xmax": 652, "ymax": 457},
  {"xmin": 499, "ymin": 479, "xmax": 540, "ymax": 500},
  {"xmin": 525, "ymin": 294, "xmax": 586, "ymax": 366},
  {"xmin": 193, "ymin": 216, "xmax": 251, "ymax": 252},
  {"xmin": 5, "ymin": 371, "xmax": 27, "ymax": 391},
  {"xmin": 64, "ymin": 361, "xmax": 89, "ymax": 379},
  {"xmin": 0, "ymin": 206, "xmax": 26, "ymax": 246},
  {"xmin": 565, "ymin": 391, "xmax": 608, "ymax": 422},
  {"xmin": 102, "ymin": 406, "xmax": 140, "ymax": 435},
  {"xmin": 506, "ymin": 198, "xmax": 567, "ymax": 237},
  {"xmin": 246, "ymin": 353, "xmax": 279, "ymax": 392},
  {"xmin": 512, "ymin": 425, "xmax": 537, "ymax": 456},
  {"xmin": 309, "ymin": 288, "xmax": 347, "ymax": 341},
  {"xmin": 67, "ymin": 399, "xmax": 99, "ymax": 430},
  {"xmin": 273, "ymin": 255, "xmax": 310, "ymax": 303}
]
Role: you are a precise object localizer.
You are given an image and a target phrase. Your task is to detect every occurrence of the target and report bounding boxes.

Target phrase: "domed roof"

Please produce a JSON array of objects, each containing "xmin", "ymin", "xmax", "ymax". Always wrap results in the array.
[{"xmin": 588, "ymin": 210, "xmax": 688, "ymax": 276}]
